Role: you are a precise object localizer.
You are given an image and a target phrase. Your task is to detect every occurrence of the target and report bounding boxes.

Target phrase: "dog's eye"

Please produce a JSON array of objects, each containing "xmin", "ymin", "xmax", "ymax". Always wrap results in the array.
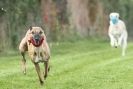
[
  {"xmin": 32, "ymin": 32, "xmax": 35, "ymax": 34},
  {"xmin": 39, "ymin": 31, "xmax": 42, "ymax": 34}
]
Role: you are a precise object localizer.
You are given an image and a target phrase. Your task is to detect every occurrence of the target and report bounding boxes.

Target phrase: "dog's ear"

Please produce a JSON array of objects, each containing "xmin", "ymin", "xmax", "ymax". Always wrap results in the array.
[
  {"xmin": 29, "ymin": 26, "xmax": 32, "ymax": 30},
  {"xmin": 29, "ymin": 26, "xmax": 32, "ymax": 31},
  {"xmin": 117, "ymin": 13, "xmax": 120, "ymax": 18},
  {"xmin": 40, "ymin": 25, "xmax": 45, "ymax": 31}
]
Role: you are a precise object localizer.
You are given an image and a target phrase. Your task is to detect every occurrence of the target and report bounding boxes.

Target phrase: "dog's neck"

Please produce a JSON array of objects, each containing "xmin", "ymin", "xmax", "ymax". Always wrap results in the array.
[{"xmin": 110, "ymin": 20, "xmax": 119, "ymax": 25}]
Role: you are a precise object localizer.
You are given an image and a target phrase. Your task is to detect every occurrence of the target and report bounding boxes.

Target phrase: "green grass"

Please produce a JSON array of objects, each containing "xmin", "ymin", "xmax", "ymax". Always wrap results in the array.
[{"xmin": 1, "ymin": 39, "xmax": 133, "ymax": 89}]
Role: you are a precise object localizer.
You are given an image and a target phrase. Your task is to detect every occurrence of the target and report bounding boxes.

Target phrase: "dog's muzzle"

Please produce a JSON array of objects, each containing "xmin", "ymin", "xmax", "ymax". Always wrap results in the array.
[
  {"xmin": 34, "ymin": 34, "xmax": 40, "ymax": 44},
  {"xmin": 28, "ymin": 35, "xmax": 44, "ymax": 47},
  {"xmin": 110, "ymin": 17, "xmax": 118, "ymax": 24}
]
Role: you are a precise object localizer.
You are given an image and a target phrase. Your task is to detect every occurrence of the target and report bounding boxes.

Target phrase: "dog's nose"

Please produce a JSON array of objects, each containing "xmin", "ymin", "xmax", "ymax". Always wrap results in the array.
[
  {"xmin": 34, "ymin": 34, "xmax": 40, "ymax": 39},
  {"xmin": 34, "ymin": 34, "xmax": 40, "ymax": 42},
  {"xmin": 35, "ymin": 38, "xmax": 39, "ymax": 43},
  {"xmin": 111, "ymin": 16, "xmax": 118, "ymax": 24}
]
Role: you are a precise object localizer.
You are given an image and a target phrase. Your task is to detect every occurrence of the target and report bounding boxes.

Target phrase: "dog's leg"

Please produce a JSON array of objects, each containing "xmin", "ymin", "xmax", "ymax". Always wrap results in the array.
[
  {"xmin": 21, "ymin": 52, "xmax": 26, "ymax": 74},
  {"xmin": 109, "ymin": 33, "xmax": 115, "ymax": 47},
  {"xmin": 118, "ymin": 33, "xmax": 125, "ymax": 47},
  {"xmin": 114, "ymin": 38, "xmax": 118, "ymax": 48},
  {"xmin": 122, "ymin": 36, "xmax": 127, "ymax": 56},
  {"xmin": 19, "ymin": 37, "xmax": 28, "ymax": 74},
  {"xmin": 44, "ymin": 61, "xmax": 49, "ymax": 79},
  {"xmin": 118, "ymin": 36, "xmax": 122, "ymax": 46},
  {"xmin": 34, "ymin": 63, "xmax": 44, "ymax": 85}
]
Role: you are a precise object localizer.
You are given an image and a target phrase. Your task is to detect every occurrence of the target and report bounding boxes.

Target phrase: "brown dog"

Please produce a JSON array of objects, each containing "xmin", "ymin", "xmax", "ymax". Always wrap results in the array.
[{"xmin": 19, "ymin": 26, "xmax": 50, "ymax": 84}]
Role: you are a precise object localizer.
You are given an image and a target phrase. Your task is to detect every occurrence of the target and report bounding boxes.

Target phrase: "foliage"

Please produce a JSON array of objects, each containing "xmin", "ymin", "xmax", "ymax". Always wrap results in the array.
[
  {"xmin": 0, "ymin": 0, "xmax": 133, "ymax": 50},
  {"xmin": 0, "ymin": 0, "xmax": 41, "ymax": 50}
]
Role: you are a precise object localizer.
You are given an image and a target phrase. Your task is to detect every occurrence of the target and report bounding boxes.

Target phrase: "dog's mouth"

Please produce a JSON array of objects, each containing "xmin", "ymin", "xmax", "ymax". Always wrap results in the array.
[
  {"xmin": 34, "ymin": 38, "xmax": 40, "ymax": 45},
  {"xmin": 28, "ymin": 36, "xmax": 44, "ymax": 47},
  {"xmin": 111, "ymin": 17, "xmax": 118, "ymax": 24}
]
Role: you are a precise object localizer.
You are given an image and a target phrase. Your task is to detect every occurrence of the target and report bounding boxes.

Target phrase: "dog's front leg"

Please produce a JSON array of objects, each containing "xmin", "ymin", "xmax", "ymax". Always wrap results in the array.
[
  {"xmin": 20, "ymin": 52, "xmax": 26, "ymax": 74},
  {"xmin": 114, "ymin": 38, "xmax": 118, "ymax": 48},
  {"xmin": 34, "ymin": 63, "xmax": 44, "ymax": 85},
  {"xmin": 44, "ymin": 61, "xmax": 49, "ymax": 79},
  {"xmin": 43, "ymin": 43, "xmax": 50, "ymax": 79},
  {"xmin": 118, "ymin": 34, "xmax": 124, "ymax": 46},
  {"xmin": 109, "ymin": 33, "xmax": 115, "ymax": 47}
]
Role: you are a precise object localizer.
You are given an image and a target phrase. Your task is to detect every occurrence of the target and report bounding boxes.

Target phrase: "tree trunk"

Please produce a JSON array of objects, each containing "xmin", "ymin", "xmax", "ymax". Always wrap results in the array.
[
  {"xmin": 67, "ymin": 0, "xmax": 90, "ymax": 37},
  {"xmin": 40, "ymin": 0, "xmax": 57, "ymax": 41}
]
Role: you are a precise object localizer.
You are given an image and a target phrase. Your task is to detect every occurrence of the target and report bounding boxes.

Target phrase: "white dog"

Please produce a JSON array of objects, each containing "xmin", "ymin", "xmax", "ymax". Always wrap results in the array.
[{"xmin": 108, "ymin": 12, "xmax": 128, "ymax": 56}]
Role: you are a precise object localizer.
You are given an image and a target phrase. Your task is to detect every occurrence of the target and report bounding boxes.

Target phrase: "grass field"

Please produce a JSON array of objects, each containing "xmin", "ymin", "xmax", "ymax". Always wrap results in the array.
[{"xmin": 1, "ymin": 39, "xmax": 133, "ymax": 89}]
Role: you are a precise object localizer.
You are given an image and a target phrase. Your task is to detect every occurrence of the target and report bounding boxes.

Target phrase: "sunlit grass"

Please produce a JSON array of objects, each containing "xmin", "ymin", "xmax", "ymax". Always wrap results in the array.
[{"xmin": 0, "ymin": 39, "xmax": 133, "ymax": 89}]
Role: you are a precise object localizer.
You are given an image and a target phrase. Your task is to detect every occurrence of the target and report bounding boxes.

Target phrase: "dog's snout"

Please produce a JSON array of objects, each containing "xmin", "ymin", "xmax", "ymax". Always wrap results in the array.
[
  {"xmin": 33, "ymin": 34, "xmax": 41, "ymax": 44},
  {"xmin": 35, "ymin": 38, "xmax": 39, "ymax": 42},
  {"xmin": 34, "ymin": 34, "xmax": 40, "ymax": 40}
]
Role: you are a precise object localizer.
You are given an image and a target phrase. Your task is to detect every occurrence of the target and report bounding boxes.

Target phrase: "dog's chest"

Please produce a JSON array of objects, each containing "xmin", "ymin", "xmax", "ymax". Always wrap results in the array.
[
  {"xmin": 34, "ymin": 48, "xmax": 43, "ymax": 63},
  {"xmin": 110, "ymin": 25, "xmax": 123, "ymax": 35},
  {"xmin": 28, "ymin": 45, "xmax": 47, "ymax": 63}
]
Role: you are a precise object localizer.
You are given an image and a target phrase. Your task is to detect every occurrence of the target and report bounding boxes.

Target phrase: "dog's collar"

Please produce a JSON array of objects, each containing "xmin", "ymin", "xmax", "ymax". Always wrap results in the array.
[{"xmin": 28, "ymin": 37, "xmax": 44, "ymax": 47}]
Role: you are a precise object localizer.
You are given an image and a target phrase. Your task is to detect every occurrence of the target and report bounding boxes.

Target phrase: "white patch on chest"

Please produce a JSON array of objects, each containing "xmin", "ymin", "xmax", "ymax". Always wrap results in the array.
[
  {"xmin": 34, "ymin": 47, "xmax": 43, "ymax": 63},
  {"xmin": 35, "ymin": 56, "xmax": 42, "ymax": 63},
  {"xmin": 111, "ymin": 25, "xmax": 122, "ymax": 36}
]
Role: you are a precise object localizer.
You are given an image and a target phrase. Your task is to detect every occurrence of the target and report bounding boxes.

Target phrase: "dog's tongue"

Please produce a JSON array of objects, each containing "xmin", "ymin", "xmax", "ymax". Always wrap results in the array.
[
  {"xmin": 30, "ymin": 37, "xmax": 44, "ymax": 47},
  {"xmin": 34, "ymin": 39, "xmax": 40, "ymax": 45}
]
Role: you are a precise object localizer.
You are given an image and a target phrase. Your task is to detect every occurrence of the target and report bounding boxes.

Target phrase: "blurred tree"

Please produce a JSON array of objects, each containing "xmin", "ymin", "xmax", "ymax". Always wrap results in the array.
[
  {"xmin": 41, "ymin": 0, "xmax": 58, "ymax": 41},
  {"xmin": 0, "ymin": 0, "xmax": 41, "ymax": 51},
  {"xmin": 67, "ymin": 0, "xmax": 90, "ymax": 37},
  {"xmin": 0, "ymin": 0, "xmax": 133, "ymax": 51},
  {"xmin": 67, "ymin": 0, "xmax": 107, "ymax": 37}
]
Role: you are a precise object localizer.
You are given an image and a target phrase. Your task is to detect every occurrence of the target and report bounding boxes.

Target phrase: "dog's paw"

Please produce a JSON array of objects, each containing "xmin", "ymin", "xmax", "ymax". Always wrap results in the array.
[
  {"xmin": 22, "ymin": 71, "xmax": 26, "ymax": 75},
  {"xmin": 48, "ymin": 66, "xmax": 50, "ymax": 72},
  {"xmin": 110, "ymin": 42, "xmax": 114, "ymax": 47},
  {"xmin": 44, "ymin": 75, "xmax": 47, "ymax": 80},
  {"xmin": 23, "ymin": 72, "xmax": 26, "ymax": 75},
  {"xmin": 114, "ymin": 46, "xmax": 118, "ymax": 48},
  {"xmin": 40, "ymin": 80, "xmax": 44, "ymax": 85}
]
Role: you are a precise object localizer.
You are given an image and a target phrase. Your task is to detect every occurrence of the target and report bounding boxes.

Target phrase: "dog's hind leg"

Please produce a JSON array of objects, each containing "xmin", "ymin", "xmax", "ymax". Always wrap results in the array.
[
  {"xmin": 122, "ymin": 37, "xmax": 127, "ymax": 56},
  {"xmin": 21, "ymin": 52, "xmax": 26, "ymax": 74},
  {"xmin": 34, "ymin": 63, "xmax": 44, "ymax": 85}
]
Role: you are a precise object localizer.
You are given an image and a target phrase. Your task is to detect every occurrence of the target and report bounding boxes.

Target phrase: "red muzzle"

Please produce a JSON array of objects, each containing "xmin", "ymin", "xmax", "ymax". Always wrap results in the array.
[{"xmin": 28, "ymin": 37, "xmax": 44, "ymax": 47}]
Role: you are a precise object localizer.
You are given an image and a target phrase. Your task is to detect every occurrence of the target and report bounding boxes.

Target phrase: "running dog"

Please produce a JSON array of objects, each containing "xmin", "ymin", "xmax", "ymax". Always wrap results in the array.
[
  {"xmin": 19, "ymin": 26, "xmax": 50, "ymax": 84},
  {"xmin": 108, "ymin": 12, "xmax": 128, "ymax": 56}
]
